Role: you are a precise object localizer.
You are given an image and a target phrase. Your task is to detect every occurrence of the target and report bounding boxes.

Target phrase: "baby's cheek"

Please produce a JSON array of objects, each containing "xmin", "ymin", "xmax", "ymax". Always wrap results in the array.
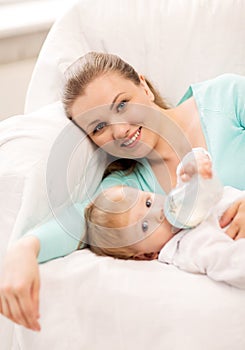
[{"xmin": 161, "ymin": 219, "xmax": 176, "ymax": 240}]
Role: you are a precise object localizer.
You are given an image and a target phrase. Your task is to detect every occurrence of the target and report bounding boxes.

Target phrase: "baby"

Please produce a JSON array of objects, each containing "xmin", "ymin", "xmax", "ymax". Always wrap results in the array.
[
  {"xmin": 83, "ymin": 148, "xmax": 219, "ymax": 258},
  {"xmin": 83, "ymin": 149, "xmax": 245, "ymax": 288}
]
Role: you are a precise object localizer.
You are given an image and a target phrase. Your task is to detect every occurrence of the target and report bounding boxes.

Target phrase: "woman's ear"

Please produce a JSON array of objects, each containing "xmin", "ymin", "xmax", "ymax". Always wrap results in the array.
[
  {"xmin": 139, "ymin": 74, "xmax": 155, "ymax": 101},
  {"xmin": 133, "ymin": 251, "xmax": 158, "ymax": 260}
]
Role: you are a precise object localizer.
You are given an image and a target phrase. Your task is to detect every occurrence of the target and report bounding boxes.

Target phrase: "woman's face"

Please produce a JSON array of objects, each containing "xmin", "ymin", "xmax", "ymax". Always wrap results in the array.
[{"xmin": 70, "ymin": 73, "xmax": 163, "ymax": 159}]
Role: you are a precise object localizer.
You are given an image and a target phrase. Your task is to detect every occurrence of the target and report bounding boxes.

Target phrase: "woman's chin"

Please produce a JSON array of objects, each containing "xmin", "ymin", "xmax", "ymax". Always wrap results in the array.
[
  {"xmin": 109, "ymin": 148, "xmax": 150, "ymax": 159},
  {"xmin": 101, "ymin": 140, "xmax": 154, "ymax": 159}
]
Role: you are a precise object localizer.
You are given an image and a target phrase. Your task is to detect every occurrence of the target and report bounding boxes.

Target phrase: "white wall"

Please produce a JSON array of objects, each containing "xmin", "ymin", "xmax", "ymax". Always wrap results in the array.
[
  {"xmin": 0, "ymin": 0, "xmax": 73, "ymax": 121},
  {"xmin": 0, "ymin": 58, "xmax": 37, "ymax": 120}
]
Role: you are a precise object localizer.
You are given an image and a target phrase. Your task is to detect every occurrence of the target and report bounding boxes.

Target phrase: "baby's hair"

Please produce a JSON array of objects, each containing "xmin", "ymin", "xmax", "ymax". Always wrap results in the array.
[{"xmin": 80, "ymin": 187, "xmax": 137, "ymax": 259}]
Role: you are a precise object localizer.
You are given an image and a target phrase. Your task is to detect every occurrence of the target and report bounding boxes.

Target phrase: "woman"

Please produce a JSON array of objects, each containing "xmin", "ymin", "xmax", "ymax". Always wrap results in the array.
[{"xmin": 0, "ymin": 52, "xmax": 245, "ymax": 331}]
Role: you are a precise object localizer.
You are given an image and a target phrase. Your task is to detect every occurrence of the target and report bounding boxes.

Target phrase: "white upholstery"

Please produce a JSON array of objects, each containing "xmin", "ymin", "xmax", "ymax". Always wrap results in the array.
[
  {"xmin": 25, "ymin": 0, "xmax": 245, "ymax": 112},
  {"xmin": 1, "ymin": 0, "xmax": 245, "ymax": 349},
  {"xmin": 0, "ymin": 100, "xmax": 105, "ymax": 257}
]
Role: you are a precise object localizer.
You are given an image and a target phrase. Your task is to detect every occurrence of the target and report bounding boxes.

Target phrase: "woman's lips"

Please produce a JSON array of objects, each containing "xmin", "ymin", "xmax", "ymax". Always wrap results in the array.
[{"xmin": 121, "ymin": 127, "xmax": 142, "ymax": 147}]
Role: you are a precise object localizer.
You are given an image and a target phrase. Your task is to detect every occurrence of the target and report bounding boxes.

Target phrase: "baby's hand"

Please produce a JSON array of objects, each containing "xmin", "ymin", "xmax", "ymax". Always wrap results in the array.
[{"xmin": 178, "ymin": 148, "xmax": 213, "ymax": 182}]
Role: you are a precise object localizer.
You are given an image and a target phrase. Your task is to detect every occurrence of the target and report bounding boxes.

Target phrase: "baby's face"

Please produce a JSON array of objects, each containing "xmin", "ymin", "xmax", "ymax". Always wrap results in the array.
[{"xmin": 104, "ymin": 186, "xmax": 174, "ymax": 257}]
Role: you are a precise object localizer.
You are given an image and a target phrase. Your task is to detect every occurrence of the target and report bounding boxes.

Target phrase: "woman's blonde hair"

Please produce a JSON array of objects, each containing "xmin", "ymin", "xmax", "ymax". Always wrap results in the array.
[
  {"xmin": 63, "ymin": 51, "xmax": 169, "ymax": 118},
  {"xmin": 80, "ymin": 187, "xmax": 137, "ymax": 259}
]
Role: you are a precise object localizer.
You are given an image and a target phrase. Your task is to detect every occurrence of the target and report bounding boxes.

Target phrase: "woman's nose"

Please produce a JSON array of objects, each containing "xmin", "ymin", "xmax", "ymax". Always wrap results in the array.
[{"xmin": 111, "ymin": 123, "xmax": 130, "ymax": 140}]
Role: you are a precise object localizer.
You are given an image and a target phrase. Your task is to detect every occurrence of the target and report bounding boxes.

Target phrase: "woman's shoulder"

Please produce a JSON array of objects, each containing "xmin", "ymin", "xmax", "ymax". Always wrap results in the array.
[
  {"xmin": 210, "ymin": 73, "xmax": 244, "ymax": 82},
  {"xmin": 194, "ymin": 73, "xmax": 244, "ymax": 92},
  {"xmin": 191, "ymin": 73, "xmax": 245, "ymax": 112},
  {"xmin": 100, "ymin": 159, "xmax": 165, "ymax": 194},
  {"xmin": 178, "ymin": 74, "xmax": 244, "ymax": 106},
  {"xmin": 101, "ymin": 160, "xmax": 149, "ymax": 189}
]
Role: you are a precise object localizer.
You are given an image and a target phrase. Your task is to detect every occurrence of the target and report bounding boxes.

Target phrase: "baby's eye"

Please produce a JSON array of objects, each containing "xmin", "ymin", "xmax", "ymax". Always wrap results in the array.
[
  {"xmin": 145, "ymin": 198, "xmax": 152, "ymax": 208},
  {"xmin": 93, "ymin": 122, "xmax": 107, "ymax": 134},
  {"xmin": 116, "ymin": 100, "xmax": 128, "ymax": 112},
  {"xmin": 142, "ymin": 221, "xmax": 149, "ymax": 232}
]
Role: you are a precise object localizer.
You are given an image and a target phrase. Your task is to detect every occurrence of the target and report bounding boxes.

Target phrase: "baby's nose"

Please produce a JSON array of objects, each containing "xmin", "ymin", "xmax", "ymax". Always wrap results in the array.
[
  {"xmin": 152, "ymin": 207, "xmax": 165, "ymax": 222},
  {"xmin": 159, "ymin": 208, "xmax": 165, "ymax": 222}
]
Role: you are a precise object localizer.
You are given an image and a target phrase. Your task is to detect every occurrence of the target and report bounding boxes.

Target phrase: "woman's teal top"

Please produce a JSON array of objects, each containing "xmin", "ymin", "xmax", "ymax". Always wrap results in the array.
[{"xmin": 27, "ymin": 74, "xmax": 245, "ymax": 263}]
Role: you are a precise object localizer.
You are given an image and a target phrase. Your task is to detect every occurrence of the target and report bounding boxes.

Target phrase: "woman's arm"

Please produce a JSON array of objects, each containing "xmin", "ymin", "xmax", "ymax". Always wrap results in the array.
[
  {"xmin": 215, "ymin": 77, "xmax": 245, "ymax": 228},
  {"xmin": 25, "ymin": 201, "xmax": 89, "ymax": 263},
  {"xmin": 0, "ymin": 236, "xmax": 41, "ymax": 331},
  {"xmin": 0, "ymin": 171, "xmax": 137, "ymax": 329},
  {"xmin": 0, "ymin": 200, "xmax": 90, "ymax": 329},
  {"xmin": 219, "ymin": 75, "xmax": 245, "ymax": 237}
]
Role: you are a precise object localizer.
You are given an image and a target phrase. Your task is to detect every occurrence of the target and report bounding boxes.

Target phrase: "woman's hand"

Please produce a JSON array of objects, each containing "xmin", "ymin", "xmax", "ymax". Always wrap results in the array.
[
  {"xmin": 220, "ymin": 198, "xmax": 245, "ymax": 239},
  {"xmin": 0, "ymin": 236, "xmax": 41, "ymax": 331}
]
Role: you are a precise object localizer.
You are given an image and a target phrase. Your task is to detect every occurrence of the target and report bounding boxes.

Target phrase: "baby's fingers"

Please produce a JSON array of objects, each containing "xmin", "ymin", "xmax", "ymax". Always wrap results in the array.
[
  {"xmin": 198, "ymin": 159, "xmax": 213, "ymax": 179},
  {"xmin": 179, "ymin": 163, "xmax": 196, "ymax": 182}
]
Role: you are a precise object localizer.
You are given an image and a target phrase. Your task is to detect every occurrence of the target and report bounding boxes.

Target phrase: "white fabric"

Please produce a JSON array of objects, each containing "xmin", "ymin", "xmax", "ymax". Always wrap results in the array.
[
  {"xmin": 0, "ymin": 101, "xmax": 105, "ymax": 262},
  {"xmin": 25, "ymin": 0, "xmax": 245, "ymax": 113},
  {"xmin": 0, "ymin": 102, "xmax": 106, "ymax": 348},
  {"xmin": 10, "ymin": 248, "xmax": 245, "ymax": 350},
  {"xmin": 159, "ymin": 187, "xmax": 245, "ymax": 289},
  {"xmin": 1, "ymin": 0, "xmax": 245, "ymax": 349}
]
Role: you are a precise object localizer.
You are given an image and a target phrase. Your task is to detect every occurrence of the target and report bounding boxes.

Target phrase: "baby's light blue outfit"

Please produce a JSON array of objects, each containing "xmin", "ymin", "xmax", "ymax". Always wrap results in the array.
[{"xmin": 27, "ymin": 74, "xmax": 245, "ymax": 263}]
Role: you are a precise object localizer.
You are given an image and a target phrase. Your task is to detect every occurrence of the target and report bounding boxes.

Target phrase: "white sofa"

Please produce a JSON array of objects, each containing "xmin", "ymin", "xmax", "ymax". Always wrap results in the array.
[{"xmin": 1, "ymin": 1, "xmax": 245, "ymax": 349}]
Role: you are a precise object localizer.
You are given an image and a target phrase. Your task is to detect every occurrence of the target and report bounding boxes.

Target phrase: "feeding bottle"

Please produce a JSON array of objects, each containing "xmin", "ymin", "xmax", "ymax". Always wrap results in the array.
[{"xmin": 164, "ymin": 148, "xmax": 224, "ymax": 229}]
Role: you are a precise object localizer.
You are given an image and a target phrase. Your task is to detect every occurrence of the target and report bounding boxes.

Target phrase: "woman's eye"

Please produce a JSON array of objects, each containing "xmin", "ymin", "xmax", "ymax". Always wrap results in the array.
[
  {"xmin": 146, "ymin": 198, "xmax": 152, "ymax": 208},
  {"xmin": 93, "ymin": 122, "xmax": 107, "ymax": 134},
  {"xmin": 142, "ymin": 221, "xmax": 149, "ymax": 232},
  {"xmin": 116, "ymin": 100, "xmax": 128, "ymax": 112}
]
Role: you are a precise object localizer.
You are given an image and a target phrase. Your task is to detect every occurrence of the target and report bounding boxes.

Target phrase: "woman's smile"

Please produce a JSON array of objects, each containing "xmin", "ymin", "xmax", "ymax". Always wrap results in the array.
[{"xmin": 121, "ymin": 126, "xmax": 142, "ymax": 147}]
